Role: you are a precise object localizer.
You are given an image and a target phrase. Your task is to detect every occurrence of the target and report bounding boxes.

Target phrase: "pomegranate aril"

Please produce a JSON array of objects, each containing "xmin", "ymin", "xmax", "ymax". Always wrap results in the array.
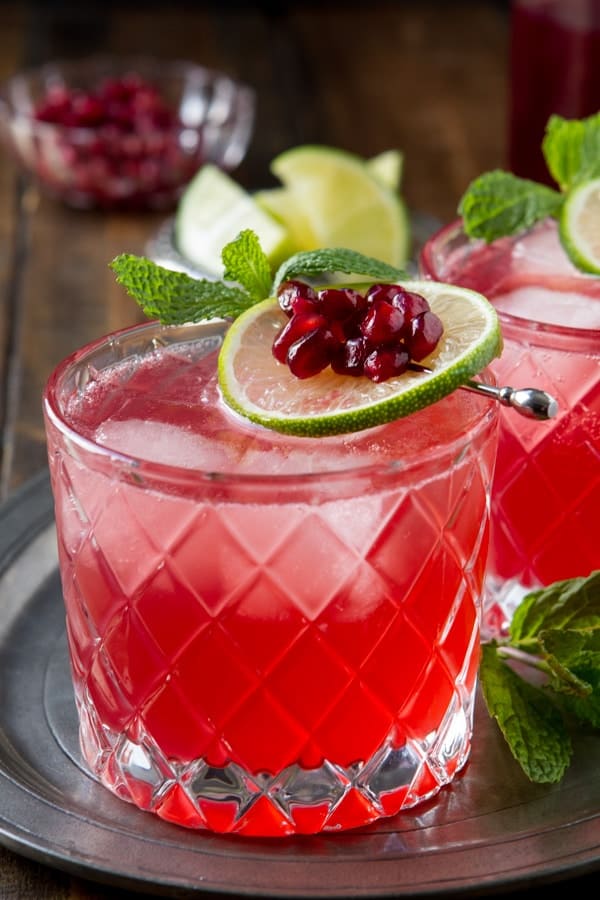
[
  {"xmin": 391, "ymin": 290, "xmax": 431, "ymax": 321},
  {"xmin": 316, "ymin": 287, "xmax": 366, "ymax": 320},
  {"xmin": 365, "ymin": 283, "xmax": 405, "ymax": 306},
  {"xmin": 287, "ymin": 328, "xmax": 337, "ymax": 379},
  {"xmin": 331, "ymin": 336, "xmax": 367, "ymax": 376},
  {"xmin": 359, "ymin": 299, "xmax": 405, "ymax": 346},
  {"xmin": 327, "ymin": 319, "xmax": 348, "ymax": 344},
  {"xmin": 151, "ymin": 108, "xmax": 178, "ymax": 130},
  {"xmin": 363, "ymin": 346, "xmax": 410, "ymax": 383},
  {"xmin": 70, "ymin": 93, "xmax": 104, "ymax": 126},
  {"xmin": 272, "ymin": 311, "xmax": 328, "ymax": 363},
  {"xmin": 277, "ymin": 280, "xmax": 318, "ymax": 317},
  {"xmin": 98, "ymin": 77, "xmax": 129, "ymax": 103},
  {"xmin": 287, "ymin": 295, "xmax": 319, "ymax": 317},
  {"xmin": 406, "ymin": 311, "xmax": 444, "ymax": 361}
]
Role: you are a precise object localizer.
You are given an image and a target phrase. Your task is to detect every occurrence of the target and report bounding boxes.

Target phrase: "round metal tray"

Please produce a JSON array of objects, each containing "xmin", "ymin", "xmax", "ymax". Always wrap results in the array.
[{"xmin": 0, "ymin": 471, "xmax": 599, "ymax": 897}]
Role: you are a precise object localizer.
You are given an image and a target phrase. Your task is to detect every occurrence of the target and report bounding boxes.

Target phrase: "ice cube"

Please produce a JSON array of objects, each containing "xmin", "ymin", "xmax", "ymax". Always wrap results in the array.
[{"xmin": 95, "ymin": 418, "xmax": 231, "ymax": 470}]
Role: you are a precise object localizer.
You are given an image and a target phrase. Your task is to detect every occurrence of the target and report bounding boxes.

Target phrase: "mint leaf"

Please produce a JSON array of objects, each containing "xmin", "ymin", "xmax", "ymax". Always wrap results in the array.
[
  {"xmin": 458, "ymin": 112, "xmax": 600, "ymax": 264},
  {"xmin": 458, "ymin": 170, "xmax": 563, "ymax": 242},
  {"xmin": 221, "ymin": 229, "xmax": 272, "ymax": 303},
  {"xmin": 542, "ymin": 112, "xmax": 600, "ymax": 191},
  {"xmin": 510, "ymin": 570, "xmax": 600, "ymax": 653},
  {"xmin": 541, "ymin": 628, "xmax": 597, "ymax": 697},
  {"xmin": 541, "ymin": 628, "xmax": 600, "ymax": 728},
  {"xmin": 556, "ymin": 665, "xmax": 600, "ymax": 729},
  {"xmin": 110, "ymin": 254, "xmax": 254, "ymax": 324},
  {"xmin": 480, "ymin": 571, "xmax": 600, "ymax": 784},
  {"xmin": 480, "ymin": 643, "xmax": 572, "ymax": 783},
  {"xmin": 273, "ymin": 248, "xmax": 406, "ymax": 292},
  {"xmin": 542, "ymin": 627, "xmax": 600, "ymax": 680},
  {"xmin": 112, "ymin": 239, "xmax": 410, "ymax": 327}
]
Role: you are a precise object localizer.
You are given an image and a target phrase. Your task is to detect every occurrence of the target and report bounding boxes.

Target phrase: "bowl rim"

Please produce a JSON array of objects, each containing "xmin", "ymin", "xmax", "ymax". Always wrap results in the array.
[{"xmin": 0, "ymin": 54, "xmax": 256, "ymax": 133}]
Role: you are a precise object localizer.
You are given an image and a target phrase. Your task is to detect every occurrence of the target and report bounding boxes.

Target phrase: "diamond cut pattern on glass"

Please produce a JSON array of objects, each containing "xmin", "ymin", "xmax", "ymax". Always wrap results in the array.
[
  {"xmin": 52, "ymin": 429, "xmax": 490, "ymax": 834},
  {"xmin": 492, "ymin": 377, "xmax": 600, "ymax": 588},
  {"xmin": 80, "ymin": 692, "xmax": 474, "ymax": 836}
]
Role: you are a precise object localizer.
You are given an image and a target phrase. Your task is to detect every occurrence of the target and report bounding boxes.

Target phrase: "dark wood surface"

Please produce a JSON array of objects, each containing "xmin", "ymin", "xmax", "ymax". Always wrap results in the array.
[{"xmin": 0, "ymin": 2, "xmax": 597, "ymax": 898}]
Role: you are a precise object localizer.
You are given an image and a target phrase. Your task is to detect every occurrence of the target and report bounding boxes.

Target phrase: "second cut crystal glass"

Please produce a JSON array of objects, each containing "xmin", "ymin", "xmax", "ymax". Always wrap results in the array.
[{"xmin": 420, "ymin": 219, "xmax": 600, "ymax": 633}]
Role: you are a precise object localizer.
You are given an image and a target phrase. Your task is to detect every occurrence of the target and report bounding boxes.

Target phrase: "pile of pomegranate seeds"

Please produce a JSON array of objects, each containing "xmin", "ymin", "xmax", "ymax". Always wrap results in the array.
[
  {"xmin": 30, "ymin": 73, "xmax": 202, "ymax": 209},
  {"xmin": 34, "ymin": 74, "xmax": 178, "ymax": 132},
  {"xmin": 273, "ymin": 280, "xmax": 444, "ymax": 382}
]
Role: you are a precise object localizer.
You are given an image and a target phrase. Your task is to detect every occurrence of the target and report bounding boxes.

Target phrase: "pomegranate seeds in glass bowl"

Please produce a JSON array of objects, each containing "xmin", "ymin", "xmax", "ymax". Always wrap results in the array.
[{"xmin": 0, "ymin": 56, "xmax": 255, "ymax": 211}]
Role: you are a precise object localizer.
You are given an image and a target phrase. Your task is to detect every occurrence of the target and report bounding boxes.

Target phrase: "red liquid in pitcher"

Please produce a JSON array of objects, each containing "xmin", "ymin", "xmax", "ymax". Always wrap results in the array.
[{"xmin": 509, "ymin": 0, "xmax": 600, "ymax": 183}]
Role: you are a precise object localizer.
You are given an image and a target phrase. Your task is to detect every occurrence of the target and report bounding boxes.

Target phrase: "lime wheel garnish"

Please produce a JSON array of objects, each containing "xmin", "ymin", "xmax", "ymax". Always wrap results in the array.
[
  {"xmin": 559, "ymin": 176, "xmax": 600, "ymax": 275},
  {"xmin": 218, "ymin": 279, "xmax": 502, "ymax": 436}
]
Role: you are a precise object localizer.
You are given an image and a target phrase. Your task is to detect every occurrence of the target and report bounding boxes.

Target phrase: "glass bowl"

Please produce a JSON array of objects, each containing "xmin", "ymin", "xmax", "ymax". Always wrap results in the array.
[{"xmin": 0, "ymin": 56, "xmax": 255, "ymax": 211}]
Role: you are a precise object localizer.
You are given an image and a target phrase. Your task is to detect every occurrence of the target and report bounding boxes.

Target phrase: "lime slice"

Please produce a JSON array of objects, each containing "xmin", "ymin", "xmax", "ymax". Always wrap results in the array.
[
  {"xmin": 270, "ymin": 145, "xmax": 410, "ymax": 267},
  {"xmin": 174, "ymin": 164, "xmax": 291, "ymax": 277},
  {"xmin": 218, "ymin": 279, "xmax": 502, "ymax": 436},
  {"xmin": 559, "ymin": 177, "xmax": 600, "ymax": 274},
  {"xmin": 366, "ymin": 149, "xmax": 404, "ymax": 191}
]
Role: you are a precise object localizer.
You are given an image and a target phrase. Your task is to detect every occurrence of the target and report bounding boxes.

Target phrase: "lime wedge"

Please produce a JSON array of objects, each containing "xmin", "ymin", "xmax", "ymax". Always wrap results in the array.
[
  {"xmin": 559, "ymin": 177, "xmax": 600, "ymax": 274},
  {"xmin": 218, "ymin": 280, "xmax": 502, "ymax": 436},
  {"xmin": 254, "ymin": 186, "xmax": 318, "ymax": 251},
  {"xmin": 270, "ymin": 145, "xmax": 410, "ymax": 268},
  {"xmin": 256, "ymin": 149, "xmax": 408, "ymax": 257},
  {"xmin": 174, "ymin": 164, "xmax": 291, "ymax": 277},
  {"xmin": 366, "ymin": 149, "xmax": 404, "ymax": 191}
]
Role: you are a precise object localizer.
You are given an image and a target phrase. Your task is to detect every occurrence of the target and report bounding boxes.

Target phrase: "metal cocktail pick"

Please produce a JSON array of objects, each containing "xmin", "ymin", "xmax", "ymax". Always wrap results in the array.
[
  {"xmin": 408, "ymin": 364, "xmax": 559, "ymax": 420},
  {"xmin": 459, "ymin": 380, "xmax": 559, "ymax": 420}
]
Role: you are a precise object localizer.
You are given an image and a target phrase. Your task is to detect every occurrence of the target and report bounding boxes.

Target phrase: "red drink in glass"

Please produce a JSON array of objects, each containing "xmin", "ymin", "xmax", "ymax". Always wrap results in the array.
[
  {"xmin": 420, "ymin": 219, "xmax": 600, "ymax": 631},
  {"xmin": 43, "ymin": 318, "xmax": 497, "ymax": 836},
  {"xmin": 509, "ymin": 0, "xmax": 600, "ymax": 183}
]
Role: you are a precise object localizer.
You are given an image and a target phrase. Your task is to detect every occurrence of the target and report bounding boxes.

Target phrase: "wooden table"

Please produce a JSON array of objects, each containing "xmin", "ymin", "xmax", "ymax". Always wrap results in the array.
[{"xmin": 0, "ymin": 1, "xmax": 597, "ymax": 897}]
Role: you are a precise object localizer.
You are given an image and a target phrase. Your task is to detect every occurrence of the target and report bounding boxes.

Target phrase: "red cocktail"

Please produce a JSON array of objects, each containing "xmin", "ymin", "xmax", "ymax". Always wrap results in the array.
[
  {"xmin": 43, "ymin": 317, "xmax": 497, "ymax": 836},
  {"xmin": 421, "ymin": 218, "xmax": 600, "ymax": 629}
]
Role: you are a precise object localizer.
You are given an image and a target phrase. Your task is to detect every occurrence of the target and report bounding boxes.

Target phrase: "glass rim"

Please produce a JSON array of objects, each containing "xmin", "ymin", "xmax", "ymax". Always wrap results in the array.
[
  {"xmin": 42, "ymin": 319, "xmax": 498, "ymax": 488},
  {"xmin": 420, "ymin": 218, "xmax": 600, "ymax": 339}
]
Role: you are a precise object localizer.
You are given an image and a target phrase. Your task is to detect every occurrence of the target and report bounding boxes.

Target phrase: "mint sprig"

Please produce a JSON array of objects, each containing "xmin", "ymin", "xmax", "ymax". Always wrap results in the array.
[
  {"xmin": 458, "ymin": 111, "xmax": 600, "ymax": 256},
  {"xmin": 542, "ymin": 112, "xmax": 600, "ymax": 191},
  {"xmin": 111, "ymin": 231, "xmax": 407, "ymax": 324},
  {"xmin": 480, "ymin": 569, "xmax": 600, "ymax": 783},
  {"xmin": 458, "ymin": 171, "xmax": 563, "ymax": 243}
]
